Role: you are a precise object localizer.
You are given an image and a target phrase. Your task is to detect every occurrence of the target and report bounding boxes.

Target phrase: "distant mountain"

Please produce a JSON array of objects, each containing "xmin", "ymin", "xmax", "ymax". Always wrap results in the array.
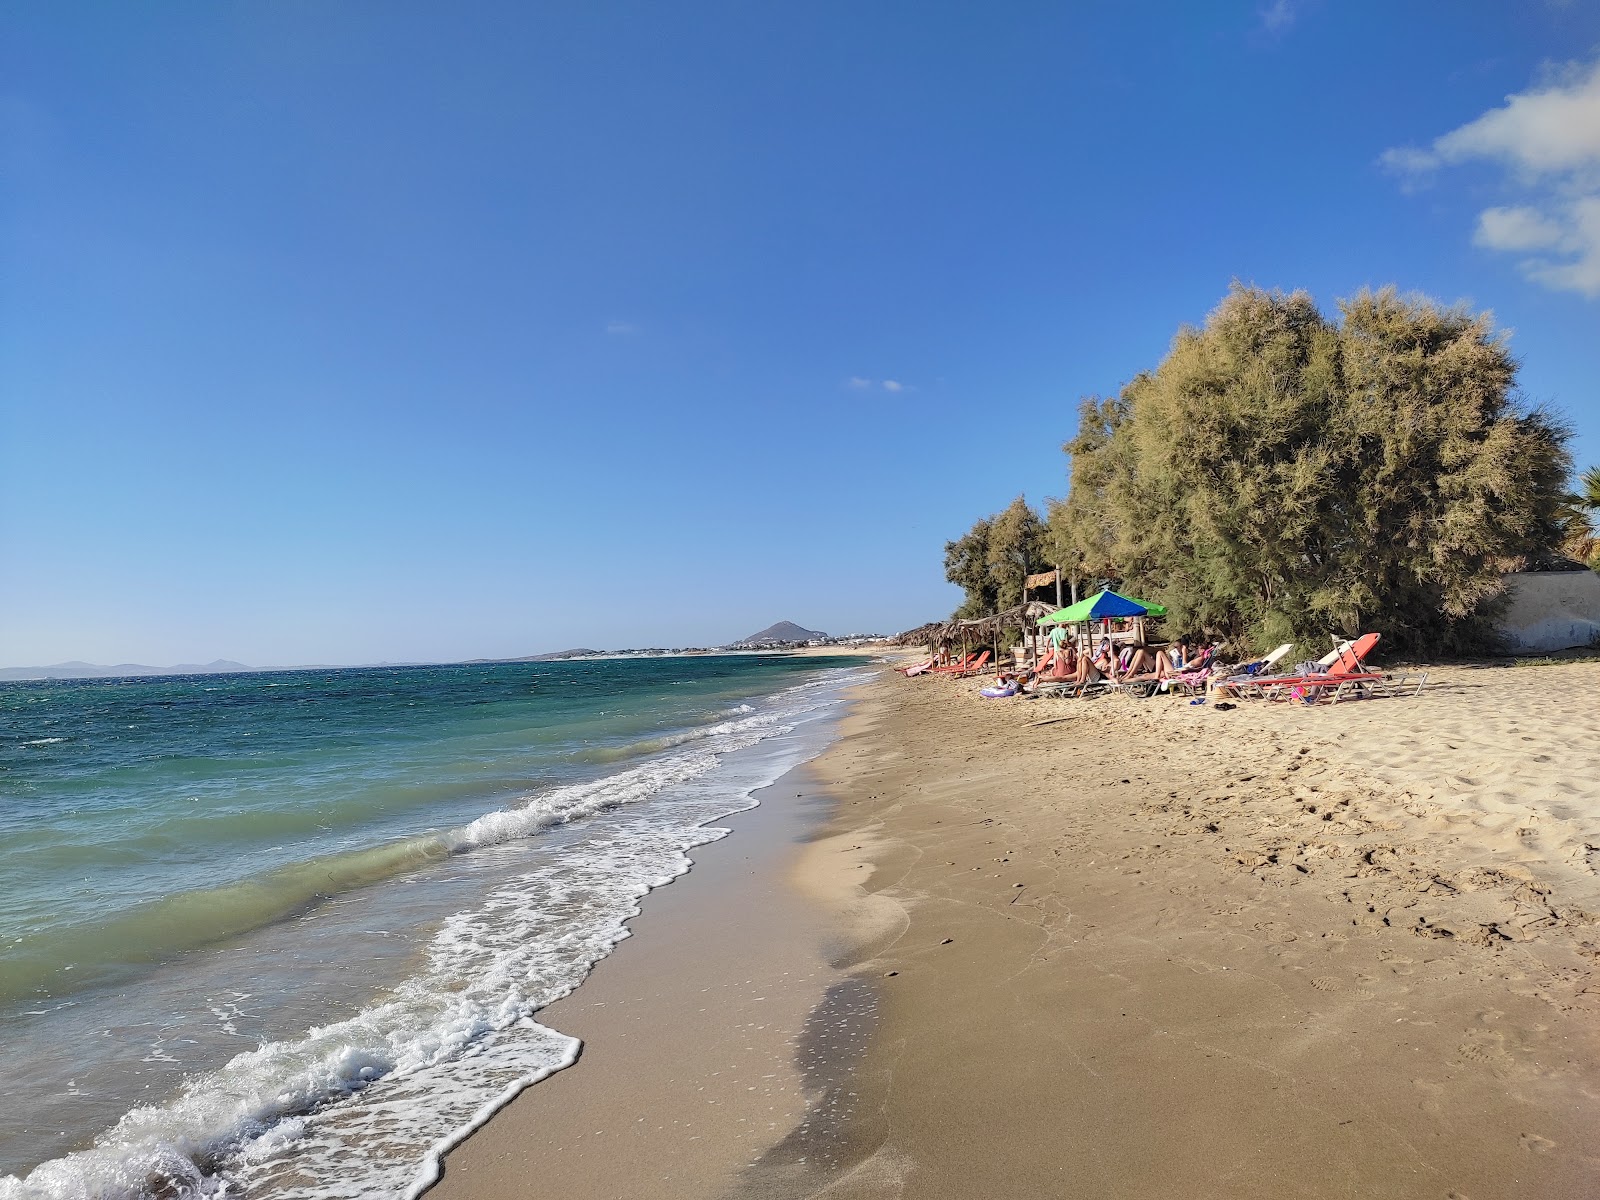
[
  {"xmin": 0, "ymin": 660, "xmax": 252, "ymax": 682},
  {"xmin": 732, "ymin": 621, "xmax": 828, "ymax": 647}
]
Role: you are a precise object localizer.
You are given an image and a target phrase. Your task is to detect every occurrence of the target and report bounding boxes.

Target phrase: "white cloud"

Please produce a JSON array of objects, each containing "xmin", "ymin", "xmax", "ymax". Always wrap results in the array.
[
  {"xmin": 1524, "ymin": 196, "xmax": 1600, "ymax": 296},
  {"xmin": 1383, "ymin": 57, "xmax": 1600, "ymax": 298},
  {"xmin": 847, "ymin": 376, "xmax": 873, "ymax": 389},
  {"xmin": 1430, "ymin": 59, "xmax": 1600, "ymax": 178},
  {"xmin": 1258, "ymin": 0, "xmax": 1297, "ymax": 33},
  {"xmin": 881, "ymin": 380, "xmax": 904, "ymax": 393},
  {"xmin": 1474, "ymin": 205, "xmax": 1567, "ymax": 251},
  {"xmin": 605, "ymin": 320, "xmax": 637, "ymax": 336}
]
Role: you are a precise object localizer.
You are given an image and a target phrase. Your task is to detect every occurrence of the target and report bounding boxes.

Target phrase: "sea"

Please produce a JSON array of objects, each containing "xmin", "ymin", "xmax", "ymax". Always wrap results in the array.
[{"xmin": 0, "ymin": 654, "xmax": 869, "ymax": 1200}]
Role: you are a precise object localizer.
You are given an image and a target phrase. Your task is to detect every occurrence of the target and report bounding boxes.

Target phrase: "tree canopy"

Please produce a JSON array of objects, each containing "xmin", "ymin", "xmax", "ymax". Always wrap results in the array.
[
  {"xmin": 943, "ymin": 496, "xmax": 1050, "ymax": 619},
  {"xmin": 944, "ymin": 285, "xmax": 1575, "ymax": 657}
]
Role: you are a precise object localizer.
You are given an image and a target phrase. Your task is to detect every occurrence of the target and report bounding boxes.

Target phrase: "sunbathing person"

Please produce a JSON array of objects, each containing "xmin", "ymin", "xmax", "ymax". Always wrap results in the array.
[
  {"xmin": 1037, "ymin": 644, "xmax": 1077, "ymax": 683},
  {"xmin": 1122, "ymin": 648, "xmax": 1180, "ymax": 682},
  {"xmin": 1071, "ymin": 640, "xmax": 1115, "ymax": 687},
  {"xmin": 1118, "ymin": 645, "xmax": 1160, "ymax": 677}
]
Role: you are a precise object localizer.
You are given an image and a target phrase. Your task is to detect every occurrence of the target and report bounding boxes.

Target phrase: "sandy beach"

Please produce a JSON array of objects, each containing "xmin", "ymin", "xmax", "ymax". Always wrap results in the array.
[{"xmin": 437, "ymin": 657, "xmax": 1600, "ymax": 1199}]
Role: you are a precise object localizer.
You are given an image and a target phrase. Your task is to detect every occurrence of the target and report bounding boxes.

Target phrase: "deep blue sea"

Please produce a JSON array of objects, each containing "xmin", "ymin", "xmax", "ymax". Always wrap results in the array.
[{"xmin": 0, "ymin": 655, "xmax": 866, "ymax": 1200}]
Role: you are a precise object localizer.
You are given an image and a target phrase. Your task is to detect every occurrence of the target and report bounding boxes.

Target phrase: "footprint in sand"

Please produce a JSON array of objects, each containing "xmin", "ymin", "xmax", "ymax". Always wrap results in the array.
[
  {"xmin": 1310, "ymin": 976, "xmax": 1341, "ymax": 992},
  {"xmin": 1519, "ymin": 1133, "xmax": 1556, "ymax": 1154},
  {"xmin": 1252, "ymin": 921, "xmax": 1298, "ymax": 944},
  {"xmin": 1455, "ymin": 1031, "xmax": 1511, "ymax": 1068}
]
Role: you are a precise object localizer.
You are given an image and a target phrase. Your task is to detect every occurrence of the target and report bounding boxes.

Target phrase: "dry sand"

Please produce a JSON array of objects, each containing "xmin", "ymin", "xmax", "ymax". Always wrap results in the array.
[
  {"xmin": 434, "ymin": 658, "xmax": 1600, "ymax": 1200},
  {"xmin": 749, "ymin": 659, "xmax": 1600, "ymax": 1199}
]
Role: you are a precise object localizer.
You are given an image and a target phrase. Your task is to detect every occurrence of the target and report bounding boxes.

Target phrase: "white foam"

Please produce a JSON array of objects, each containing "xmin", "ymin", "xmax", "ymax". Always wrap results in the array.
[{"xmin": 0, "ymin": 667, "xmax": 869, "ymax": 1200}]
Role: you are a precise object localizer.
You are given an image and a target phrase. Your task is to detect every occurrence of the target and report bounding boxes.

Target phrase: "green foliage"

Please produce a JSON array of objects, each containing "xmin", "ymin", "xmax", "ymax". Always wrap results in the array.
[
  {"xmin": 1046, "ymin": 284, "xmax": 1573, "ymax": 657},
  {"xmin": 943, "ymin": 517, "xmax": 997, "ymax": 619},
  {"xmin": 944, "ymin": 496, "xmax": 1050, "ymax": 618},
  {"xmin": 1581, "ymin": 465, "xmax": 1600, "ymax": 511},
  {"xmin": 1569, "ymin": 465, "xmax": 1600, "ymax": 569}
]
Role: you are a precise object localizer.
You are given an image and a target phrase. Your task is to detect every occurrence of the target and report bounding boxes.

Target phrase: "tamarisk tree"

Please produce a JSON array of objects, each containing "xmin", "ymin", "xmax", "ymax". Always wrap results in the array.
[
  {"xmin": 944, "ymin": 496, "xmax": 1049, "ymax": 618},
  {"xmin": 1048, "ymin": 285, "xmax": 1571, "ymax": 657}
]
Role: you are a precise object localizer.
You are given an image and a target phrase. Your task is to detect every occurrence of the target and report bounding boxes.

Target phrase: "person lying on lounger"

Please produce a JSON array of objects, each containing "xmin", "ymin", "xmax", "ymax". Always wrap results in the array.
[
  {"xmin": 1070, "ymin": 640, "xmax": 1114, "ymax": 687},
  {"xmin": 1120, "ymin": 646, "xmax": 1181, "ymax": 683},
  {"xmin": 1117, "ymin": 644, "xmax": 1161, "ymax": 677}
]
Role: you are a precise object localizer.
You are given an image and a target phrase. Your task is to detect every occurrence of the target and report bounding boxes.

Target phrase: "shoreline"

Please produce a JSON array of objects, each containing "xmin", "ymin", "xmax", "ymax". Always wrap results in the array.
[{"xmin": 430, "ymin": 750, "xmax": 869, "ymax": 1198}]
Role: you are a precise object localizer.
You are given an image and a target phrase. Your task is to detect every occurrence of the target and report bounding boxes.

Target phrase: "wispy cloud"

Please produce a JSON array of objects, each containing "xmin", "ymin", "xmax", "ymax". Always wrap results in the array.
[
  {"xmin": 605, "ymin": 320, "xmax": 637, "ymax": 336},
  {"xmin": 1382, "ymin": 56, "xmax": 1600, "ymax": 297},
  {"xmin": 845, "ymin": 376, "xmax": 913, "ymax": 393},
  {"xmin": 1258, "ymin": 0, "xmax": 1298, "ymax": 33}
]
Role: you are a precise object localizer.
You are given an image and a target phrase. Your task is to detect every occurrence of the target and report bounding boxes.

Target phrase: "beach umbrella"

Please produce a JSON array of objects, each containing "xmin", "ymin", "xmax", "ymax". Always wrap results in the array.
[
  {"xmin": 1120, "ymin": 594, "xmax": 1168, "ymax": 618},
  {"xmin": 1038, "ymin": 588, "xmax": 1167, "ymax": 624}
]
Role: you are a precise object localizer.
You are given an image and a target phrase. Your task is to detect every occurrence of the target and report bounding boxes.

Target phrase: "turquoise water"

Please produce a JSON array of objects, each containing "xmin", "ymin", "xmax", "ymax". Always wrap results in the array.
[{"xmin": 0, "ymin": 655, "xmax": 863, "ymax": 1199}]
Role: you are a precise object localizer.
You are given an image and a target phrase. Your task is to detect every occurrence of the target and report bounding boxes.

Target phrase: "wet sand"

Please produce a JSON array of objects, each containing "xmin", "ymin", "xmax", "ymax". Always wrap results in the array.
[{"xmin": 429, "ymin": 766, "xmax": 862, "ymax": 1200}]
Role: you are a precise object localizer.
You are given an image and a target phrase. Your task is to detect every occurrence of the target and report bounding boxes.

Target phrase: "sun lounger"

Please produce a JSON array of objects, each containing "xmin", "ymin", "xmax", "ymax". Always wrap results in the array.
[
  {"xmin": 954, "ymin": 650, "xmax": 992, "ymax": 677},
  {"xmin": 1259, "ymin": 671, "xmax": 1384, "ymax": 703},
  {"xmin": 1258, "ymin": 643, "xmax": 1294, "ymax": 671},
  {"xmin": 1224, "ymin": 636, "xmax": 1376, "ymax": 696},
  {"xmin": 927, "ymin": 653, "xmax": 976, "ymax": 675},
  {"xmin": 1323, "ymin": 670, "xmax": 1429, "ymax": 703},
  {"xmin": 1236, "ymin": 634, "xmax": 1427, "ymax": 703},
  {"xmin": 1204, "ymin": 644, "xmax": 1294, "ymax": 698}
]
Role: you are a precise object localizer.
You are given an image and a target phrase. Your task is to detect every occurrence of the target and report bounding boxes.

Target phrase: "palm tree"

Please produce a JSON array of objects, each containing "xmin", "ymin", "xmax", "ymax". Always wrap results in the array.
[{"xmin": 1570, "ymin": 466, "xmax": 1600, "ymax": 568}]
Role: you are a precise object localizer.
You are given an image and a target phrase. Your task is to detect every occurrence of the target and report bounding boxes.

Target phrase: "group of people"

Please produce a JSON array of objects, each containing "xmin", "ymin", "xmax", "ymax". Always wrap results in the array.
[{"xmin": 991, "ymin": 631, "xmax": 1212, "ymax": 696}]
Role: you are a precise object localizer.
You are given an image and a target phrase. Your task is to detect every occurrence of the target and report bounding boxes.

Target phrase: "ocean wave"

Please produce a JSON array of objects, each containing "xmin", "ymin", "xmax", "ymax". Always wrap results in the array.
[
  {"xmin": 569, "ymin": 703, "xmax": 780, "ymax": 765},
  {"xmin": 5, "ymin": 708, "xmax": 804, "ymax": 1010},
  {"xmin": 0, "ymin": 670, "xmax": 854, "ymax": 1200}
]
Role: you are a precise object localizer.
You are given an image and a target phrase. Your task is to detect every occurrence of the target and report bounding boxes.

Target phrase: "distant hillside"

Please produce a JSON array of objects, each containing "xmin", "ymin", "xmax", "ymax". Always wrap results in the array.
[
  {"xmin": 732, "ymin": 621, "xmax": 828, "ymax": 646},
  {"xmin": 0, "ymin": 660, "xmax": 252, "ymax": 681}
]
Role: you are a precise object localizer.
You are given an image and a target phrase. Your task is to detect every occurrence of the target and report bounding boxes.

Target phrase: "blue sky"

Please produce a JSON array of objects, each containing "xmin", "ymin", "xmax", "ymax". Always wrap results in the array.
[{"xmin": 3, "ymin": 2, "xmax": 1598, "ymax": 665}]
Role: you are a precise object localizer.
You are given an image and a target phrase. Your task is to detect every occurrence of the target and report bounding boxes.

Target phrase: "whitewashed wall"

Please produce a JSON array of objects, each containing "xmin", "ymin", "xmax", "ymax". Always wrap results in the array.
[{"xmin": 1497, "ymin": 570, "xmax": 1600, "ymax": 653}]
